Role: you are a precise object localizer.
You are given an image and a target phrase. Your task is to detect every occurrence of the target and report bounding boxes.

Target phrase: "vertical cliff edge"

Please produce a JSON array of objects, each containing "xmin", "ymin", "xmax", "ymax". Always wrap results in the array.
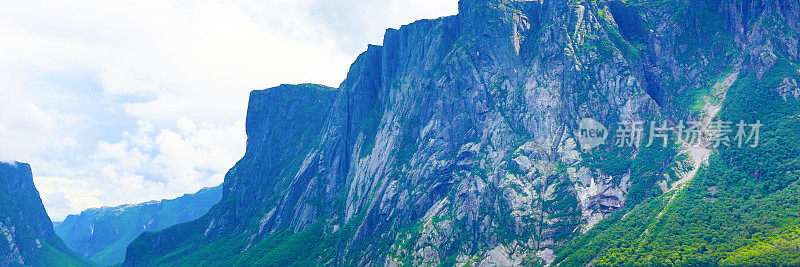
[
  {"xmin": 0, "ymin": 162, "xmax": 95, "ymax": 266},
  {"xmin": 124, "ymin": 0, "xmax": 800, "ymax": 265}
]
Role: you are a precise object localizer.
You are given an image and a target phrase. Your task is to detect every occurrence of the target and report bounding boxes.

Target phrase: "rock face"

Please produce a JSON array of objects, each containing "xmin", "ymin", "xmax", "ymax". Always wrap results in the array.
[
  {"xmin": 0, "ymin": 162, "xmax": 94, "ymax": 266},
  {"xmin": 54, "ymin": 186, "xmax": 222, "ymax": 266},
  {"xmin": 124, "ymin": 0, "xmax": 799, "ymax": 266}
]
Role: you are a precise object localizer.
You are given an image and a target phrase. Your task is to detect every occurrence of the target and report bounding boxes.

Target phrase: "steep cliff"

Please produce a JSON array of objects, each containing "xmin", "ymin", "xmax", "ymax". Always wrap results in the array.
[
  {"xmin": 54, "ymin": 186, "xmax": 221, "ymax": 266},
  {"xmin": 0, "ymin": 162, "xmax": 95, "ymax": 266},
  {"xmin": 124, "ymin": 0, "xmax": 800, "ymax": 265}
]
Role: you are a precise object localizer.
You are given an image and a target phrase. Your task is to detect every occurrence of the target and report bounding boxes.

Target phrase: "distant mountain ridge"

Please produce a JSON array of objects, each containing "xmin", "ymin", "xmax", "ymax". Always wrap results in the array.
[
  {"xmin": 0, "ymin": 162, "xmax": 95, "ymax": 266},
  {"xmin": 55, "ymin": 186, "xmax": 222, "ymax": 266}
]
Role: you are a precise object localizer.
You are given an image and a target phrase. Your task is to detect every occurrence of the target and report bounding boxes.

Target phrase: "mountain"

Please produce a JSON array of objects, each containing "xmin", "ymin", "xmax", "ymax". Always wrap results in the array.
[
  {"xmin": 0, "ymin": 162, "xmax": 95, "ymax": 266},
  {"xmin": 124, "ymin": 0, "xmax": 800, "ymax": 266},
  {"xmin": 54, "ymin": 186, "xmax": 222, "ymax": 266}
]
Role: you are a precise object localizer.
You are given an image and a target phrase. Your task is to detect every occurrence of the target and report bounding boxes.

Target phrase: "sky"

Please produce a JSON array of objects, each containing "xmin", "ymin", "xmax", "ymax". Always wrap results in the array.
[{"xmin": 0, "ymin": 0, "xmax": 458, "ymax": 221}]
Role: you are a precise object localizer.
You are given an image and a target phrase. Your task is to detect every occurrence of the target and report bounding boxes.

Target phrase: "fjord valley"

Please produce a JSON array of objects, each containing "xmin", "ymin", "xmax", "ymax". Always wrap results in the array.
[
  {"xmin": 54, "ymin": 186, "xmax": 221, "ymax": 266},
  {"xmin": 2, "ymin": 0, "xmax": 799, "ymax": 266}
]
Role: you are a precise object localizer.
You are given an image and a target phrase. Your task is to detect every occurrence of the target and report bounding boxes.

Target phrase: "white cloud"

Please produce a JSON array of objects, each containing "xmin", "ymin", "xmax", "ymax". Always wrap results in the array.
[
  {"xmin": 1, "ymin": 0, "xmax": 458, "ymax": 221},
  {"xmin": 99, "ymin": 68, "xmax": 162, "ymax": 97},
  {"xmin": 0, "ymin": 92, "xmax": 84, "ymax": 161},
  {"xmin": 36, "ymin": 176, "xmax": 101, "ymax": 221},
  {"xmin": 35, "ymin": 118, "xmax": 246, "ymax": 220}
]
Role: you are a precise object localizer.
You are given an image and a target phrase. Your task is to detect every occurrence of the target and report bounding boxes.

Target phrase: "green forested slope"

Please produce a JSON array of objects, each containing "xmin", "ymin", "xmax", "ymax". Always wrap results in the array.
[{"xmin": 556, "ymin": 60, "xmax": 800, "ymax": 266}]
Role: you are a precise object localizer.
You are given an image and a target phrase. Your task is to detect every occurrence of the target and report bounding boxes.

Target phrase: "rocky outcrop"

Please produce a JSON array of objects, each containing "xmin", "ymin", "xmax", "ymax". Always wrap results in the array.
[
  {"xmin": 124, "ymin": 83, "xmax": 340, "ymax": 266},
  {"xmin": 124, "ymin": 0, "xmax": 800, "ymax": 266},
  {"xmin": 54, "ymin": 186, "xmax": 221, "ymax": 266},
  {"xmin": 0, "ymin": 162, "xmax": 94, "ymax": 266}
]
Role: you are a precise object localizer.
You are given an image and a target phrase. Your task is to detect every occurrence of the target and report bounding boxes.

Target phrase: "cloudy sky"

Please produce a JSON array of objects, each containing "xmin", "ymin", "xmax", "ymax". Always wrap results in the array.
[{"xmin": 0, "ymin": 0, "xmax": 457, "ymax": 221}]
